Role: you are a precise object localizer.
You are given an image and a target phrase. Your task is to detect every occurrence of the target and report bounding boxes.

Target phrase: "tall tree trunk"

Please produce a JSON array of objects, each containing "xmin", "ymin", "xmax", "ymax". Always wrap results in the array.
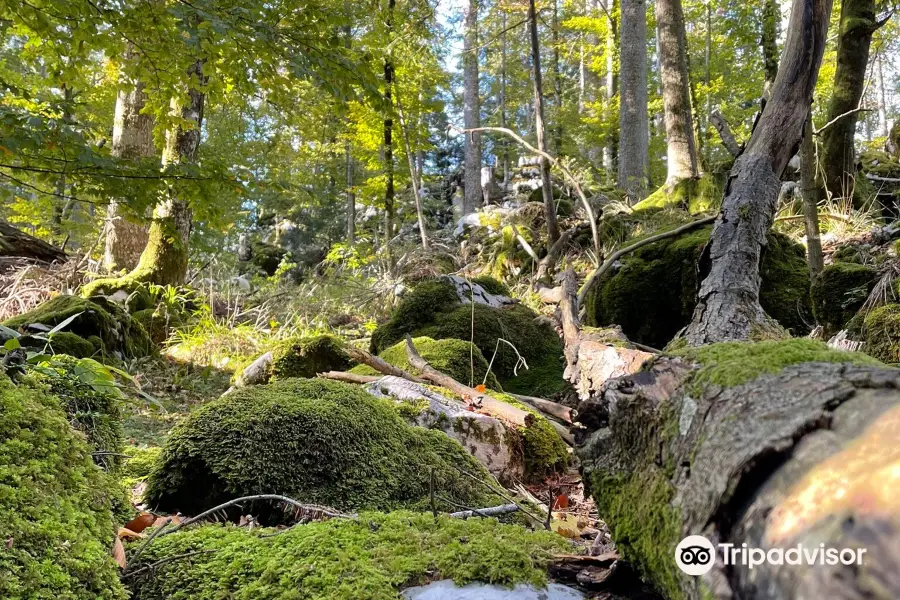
[
  {"xmin": 657, "ymin": 0, "xmax": 699, "ymax": 185},
  {"xmin": 801, "ymin": 112, "xmax": 824, "ymax": 276},
  {"xmin": 762, "ymin": 0, "xmax": 779, "ymax": 98},
  {"xmin": 463, "ymin": 0, "xmax": 481, "ymax": 215},
  {"xmin": 820, "ymin": 0, "xmax": 883, "ymax": 203},
  {"xmin": 551, "ymin": 0, "xmax": 563, "ymax": 156},
  {"xmin": 876, "ymin": 54, "xmax": 889, "ymax": 138},
  {"xmin": 617, "ymin": 0, "xmax": 649, "ymax": 202},
  {"xmin": 602, "ymin": 0, "xmax": 618, "ymax": 180},
  {"xmin": 500, "ymin": 10, "xmax": 510, "ymax": 186},
  {"xmin": 703, "ymin": 0, "xmax": 712, "ymax": 164},
  {"xmin": 105, "ymin": 50, "xmax": 155, "ymax": 272},
  {"xmin": 394, "ymin": 83, "xmax": 429, "ymax": 250},
  {"xmin": 683, "ymin": 0, "xmax": 833, "ymax": 345},
  {"xmin": 382, "ymin": 0, "xmax": 396, "ymax": 247},
  {"xmin": 345, "ymin": 141, "xmax": 356, "ymax": 245},
  {"xmin": 129, "ymin": 59, "xmax": 205, "ymax": 286},
  {"xmin": 528, "ymin": 0, "xmax": 561, "ymax": 244}
]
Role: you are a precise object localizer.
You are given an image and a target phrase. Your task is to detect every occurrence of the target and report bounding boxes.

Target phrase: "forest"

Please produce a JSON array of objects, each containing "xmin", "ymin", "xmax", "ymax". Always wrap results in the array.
[{"xmin": 1, "ymin": 0, "xmax": 900, "ymax": 597}]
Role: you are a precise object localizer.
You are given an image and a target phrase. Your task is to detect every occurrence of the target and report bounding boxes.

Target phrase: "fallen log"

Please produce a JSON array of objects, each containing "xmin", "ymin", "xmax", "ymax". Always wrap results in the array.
[
  {"xmin": 404, "ymin": 335, "xmax": 531, "ymax": 427},
  {"xmin": 0, "ymin": 221, "xmax": 67, "ymax": 262},
  {"xmin": 344, "ymin": 346, "xmax": 426, "ymax": 383},
  {"xmin": 509, "ymin": 392, "xmax": 576, "ymax": 424}
]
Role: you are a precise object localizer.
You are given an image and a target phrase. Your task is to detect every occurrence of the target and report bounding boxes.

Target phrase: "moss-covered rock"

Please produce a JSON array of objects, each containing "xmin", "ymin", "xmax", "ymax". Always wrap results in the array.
[
  {"xmin": 861, "ymin": 303, "xmax": 900, "ymax": 363},
  {"xmin": 126, "ymin": 511, "xmax": 568, "ymax": 600},
  {"xmin": 80, "ymin": 278, "xmax": 153, "ymax": 312},
  {"xmin": 131, "ymin": 306, "xmax": 185, "ymax": 345},
  {"xmin": 3, "ymin": 295, "xmax": 154, "ymax": 359},
  {"xmin": 45, "ymin": 330, "xmax": 97, "ymax": 357},
  {"xmin": 353, "ymin": 336, "xmax": 502, "ymax": 390},
  {"xmin": 810, "ymin": 261, "xmax": 879, "ymax": 336},
  {"xmin": 585, "ymin": 226, "xmax": 812, "ymax": 348},
  {"xmin": 0, "ymin": 376, "xmax": 127, "ymax": 599},
  {"xmin": 371, "ymin": 280, "xmax": 566, "ymax": 396},
  {"xmin": 631, "ymin": 173, "xmax": 723, "ymax": 215},
  {"xmin": 859, "ymin": 149, "xmax": 900, "ymax": 178},
  {"xmin": 492, "ymin": 391, "xmax": 568, "ymax": 479},
  {"xmin": 471, "ymin": 275, "xmax": 511, "ymax": 297},
  {"xmin": 239, "ymin": 240, "xmax": 288, "ymax": 276},
  {"xmin": 269, "ymin": 334, "xmax": 353, "ymax": 380},
  {"xmin": 144, "ymin": 378, "xmax": 501, "ymax": 516}
]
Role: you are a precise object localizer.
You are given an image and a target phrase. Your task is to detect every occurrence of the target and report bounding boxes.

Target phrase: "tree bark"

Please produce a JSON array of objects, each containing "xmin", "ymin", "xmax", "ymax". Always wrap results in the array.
[
  {"xmin": 528, "ymin": 0, "xmax": 561, "ymax": 244},
  {"xmin": 551, "ymin": 0, "xmax": 563, "ymax": 156},
  {"xmin": 104, "ymin": 47, "xmax": 155, "ymax": 273},
  {"xmin": 0, "ymin": 221, "xmax": 67, "ymax": 262},
  {"xmin": 383, "ymin": 0, "xmax": 396, "ymax": 244},
  {"xmin": 576, "ymin": 354, "xmax": 900, "ymax": 600},
  {"xmin": 800, "ymin": 112, "xmax": 824, "ymax": 276},
  {"xmin": 463, "ymin": 0, "xmax": 482, "ymax": 215},
  {"xmin": 657, "ymin": 0, "xmax": 699, "ymax": 185},
  {"xmin": 394, "ymin": 83, "xmax": 429, "ymax": 249},
  {"xmin": 345, "ymin": 141, "xmax": 356, "ymax": 245},
  {"xmin": 603, "ymin": 0, "xmax": 618, "ymax": 179},
  {"xmin": 710, "ymin": 109, "xmax": 742, "ymax": 157},
  {"xmin": 820, "ymin": 0, "xmax": 882, "ymax": 202},
  {"xmin": 762, "ymin": 0, "xmax": 779, "ymax": 98},
  {"xmin": 128, "ymin": 59, "xmax": 205, "ymax": 286},
  {"xmin": 500, "ymin": 10, "xmax": 510, "ymax": 186},
  {"xmin": 617, "ymin": 0, "xmax": 649, "ymax": 202},
  {"xmin": 682, "ymin": 0, "xmax": 833, "ymax": 345},
  {"xmin": 876, "ymin": 54, "xmax": 889, "ymax": 139}
]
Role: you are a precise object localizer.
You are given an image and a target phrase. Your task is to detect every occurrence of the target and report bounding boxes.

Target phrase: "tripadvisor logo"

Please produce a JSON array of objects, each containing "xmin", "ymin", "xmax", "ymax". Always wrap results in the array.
[{"xmin": 675, "ymin": 535, "xmax": 868, "ymax": 576}]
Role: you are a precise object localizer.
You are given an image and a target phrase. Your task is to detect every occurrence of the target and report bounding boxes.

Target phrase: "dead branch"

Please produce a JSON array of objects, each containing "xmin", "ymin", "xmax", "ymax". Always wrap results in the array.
[
  {"xmin": 0, "ymin": 221, "xmax": 67, "ymax": 262},
  {"xmin": 449, "ymin": 463, "xmax": 547, "ymax": 526},
  {"xmin": 510, "ymin": 223, "xmax": 540, "ymax": 262},
  {"xmin": 867, "ymin": 173, "xmax": 900, "ymax": 183},
  {"xmin": 448, "ymin": 502, "xmax": 520, "ymax": 519},
  {"xmin": 121, "ymin": 550, "xmax": 217, "ymax": 580},
  {"xmin": 710, "ymin": 109, "xmax": 742, "ymax": 157},
  {"xmin": 318, "ymin": 370, "xmax": 380, "ymax": 384},
  {"xmin": 536, "ymin": 224, "xmax": 585, "ymax": 280},
  {"xmin": 404, "ymin": 335, "xmax": 531, "ymax": 427},
  {"xmin": 344, "ymin": 347, "xmax": 426, "ymax": 383},
  {"xmin": 508, "ymin": 392, "xmax": 576, "ymax": 424},
  {"xmin": 577, "ymin": 216, "xmax": 717, "ymax": 312}
]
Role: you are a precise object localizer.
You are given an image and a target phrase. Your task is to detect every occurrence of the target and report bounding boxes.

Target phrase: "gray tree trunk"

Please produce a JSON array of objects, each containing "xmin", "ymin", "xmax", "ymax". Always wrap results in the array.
[
  {"xmin": 683, "ymin": 0, "xmax": 833, "ymax": 345},
  {"xmin": 602, "ymin": 0, "xmax": 618, "ymax": 179},
  {"xmin": 762, "ymin": 0, "xmax": 779, "ymax": 98},
  {"xmin": 345, "ymin": 140, "xmax": 356, "ymax": 245},
  {"xmin": 463, "ymin": 0, "xmax": 482, "ymax": 215},
  {"xmin": 800, "ymin": 112, "xmax": 824, "ymax": 276},
  {"xmin": 876, "ymin": 53, "xmax": 889, "ymax": 139},
  {"xmin": 105, "ymin": 52, "xmax": 155, "ymax": 273},
  {"xmin": 528, "ymin": 0, "xmax": 561, "ymax": 244},
  {"xmin": 657, "ymin": 0, "xmax": 699, "ymax": 185},
  {"xmin": 617, "ymin": 0, "xmax": 649, "ymax": 203}
]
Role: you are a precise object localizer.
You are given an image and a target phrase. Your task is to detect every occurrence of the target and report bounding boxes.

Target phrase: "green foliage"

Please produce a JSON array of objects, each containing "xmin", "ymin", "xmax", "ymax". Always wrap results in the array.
[
  {"xmin": 353, "ymin": 336, "xmax": 502, "ymax": 390},
  {"xmin": 0, "ymin": 376, "xmax": 127, "ymax": 599},
  {"xmin": 144, "ymin": 378, "xmax": 501, "ymax": 516},
  {"xmin": 269, "ymin": 334, "xmax": 353, "ymax": 380},
  {"xmin": 371, "ymin": 279, "xmax": 567, "ymax": 397},
  {"xmin": 810, "ymin": 262, "xmax": 879, "ymax": 336},
  {"xmin": 861, "ymin": 304, "xmax": 900, "ymax": 363},
  {"xmin": 126, "ymin": 511, "xmax": 569, "ymax": 600},
  {"xmin": 121, "ymin": 445, "xmax": 163, "ymax": 487},
  {"xmin": 3, "ymin": 295, "xmax": 154, "ymax": 359},
  {"xmin": 586, "ymin": 226, "xmax": 812, "ymax": 348},
  {"xmin": 671, "ymin": 338, "xmax": 882, "ymax": 388}
]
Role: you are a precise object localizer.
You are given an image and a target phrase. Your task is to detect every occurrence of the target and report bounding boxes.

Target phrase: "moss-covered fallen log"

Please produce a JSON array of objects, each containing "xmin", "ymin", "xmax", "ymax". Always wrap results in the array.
[{"xmin": 575, "ymin": 338, "xmax": 900, "ymax": 600}]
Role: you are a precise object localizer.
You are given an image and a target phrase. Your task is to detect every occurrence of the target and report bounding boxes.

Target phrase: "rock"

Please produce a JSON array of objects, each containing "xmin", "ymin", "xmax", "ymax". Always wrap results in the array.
[
  {"xmin": 402, "ymin": 580, "xmax": 585, "ymax": 600},
  {"xmin": 267, "ymin": 334, "xmax": 353, "ymax": 381},
  {"xmin": 810, "ymin": 262, "xmax": 879, "ymax": 337},
  {"xmin": 366, "ymin": 375, "xmax": 523, "ymax": 483},
  {"xmin": 860, "ymin": 303, "xmax": 900, "ymax": 362},
  {"xmin": 440, "ymin": 274, "xmax": 515, "ymax": 308}
]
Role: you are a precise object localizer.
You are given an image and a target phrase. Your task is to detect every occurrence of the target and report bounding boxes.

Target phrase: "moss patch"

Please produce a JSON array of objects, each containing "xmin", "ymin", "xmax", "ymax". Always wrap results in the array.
[
  {"xmin": 80, "ymin": 278, "xmax": 153, "ymax": 312},
  {"xmin": 585, "ymin": 226, "xmax": 812, "ymax": 348},
  {"xmin": 861, "ymin": 304, "xmax": 900, "ymax": 363},
  {"xmin": 46, "ymin": 331, "xmax": 97, "ymax": 357},
  {"xmin": 811, "ymin": 262, "xmax": 879, "ymax": 336},
  {"xmin": 492, "ymin": 392, "xmax": 568, "ymax": 479},
  {"xmin": 0, "ymin": 376, "xmax": 127, "ymax": 599},
  {"xmin": 471, "ymin": 275, "xmax": 511, "ymax": 296},
  {"xmin": 121, "ymin": 445, "xmax": 163, "ymax": 487},
  {"xmin": 3, "ymin": 295, "xmax": 153, "ymax": 359},
  {"xmin": 144, "ymin": 378, "xmax": 501, "ymax": 516},
  {"xmin": 126, "ymin": 511, "xmax": 568, "ymax": 600},
  {"xmin": 269, "ymin": 334, "xmax": 353, "ymax": 380},
  {"xmin": 352, "ymin": 336, "xmax": 502, "ymax": 390},
  {"xmin": 671, "ymin": 338, "xmax": 882, "ymax": 388},
  {"xmin": 632, "ymin": 174, "xmax": 723, "ymax": 215}
]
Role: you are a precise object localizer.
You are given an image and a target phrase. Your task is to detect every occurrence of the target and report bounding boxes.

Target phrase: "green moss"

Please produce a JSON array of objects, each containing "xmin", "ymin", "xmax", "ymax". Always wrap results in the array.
[
  {"xmin": 352, "ymin": 336, "xmax": 502, "ymax": 390},
  {"xmin": 121, "ymin": 445, "xmax": 163, "ymax": 487},
  {"xmin": 861, "ymin": 304, "xmax": 900, "ymax": 363},
  {"xmin": 491, "ymin": 392, "xmax": 568, "ymax": 479},
  {"xmin": 371, "ymin": 280, "xmax": 567, "ymax": 396},
  {"xmin": 144, "ymin": 378, "xmax": 500, "ymax": 516},
  {"xmin": 0, "ymin": 376, "xmax": 127, "ymax": 599},
  {"xmin": 859, "ymin": 149, "xmax": 900, "ymax": 178},
  {"xmin": 831, "ymin": 244, "xmax": 866, "ymax": 264},
  {"xmin": 126, "ymin": 511, "xmax": 569, "ymax": 600},
  {"xmin": 241, "ymin": 240, "xmax": 288, "ymax": 276},
  {"xmin": 269, "ymin": 334, "xmax": 353, "ymax": 380},
  {"xmin": 671, "ymin": 338, "xmax": 882, "ymax": 388},
  {"xmin": 810, "ymin": 262, "xmax": 879, "ymax": 336},
  {"xmin": 3, "ymin": 295, "xmax": 154, "ymax": 359},
  {"xmin": 80, "ymin": 278, "xmax": 153, "ymax": 312},
  {"xmin": 46, "ymin": 331, "xmax": 97, "ymax": 357},
  {"xmin": 471, "ymin": 275, "xmax": 511, "ymax": 296},
  {"xmin": 585, "ymin": 226, "xmax": 812, "ymax": 348},
  {"xmin": 590, "ymin": 471, "xmax": 682, "ymax": 600},
  {"xmin": 632, "ymin": 174, "xmax": 723, "ymax": 215}
]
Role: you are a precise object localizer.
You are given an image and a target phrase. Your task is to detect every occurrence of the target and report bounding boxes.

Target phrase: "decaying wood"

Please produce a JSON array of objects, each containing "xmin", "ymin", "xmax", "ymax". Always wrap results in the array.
[
  {"xmin": 344, "ymin": 346, "xmax": 426, "ymax": 383},
  {"xmin": 576, "ymin": 355, "xmax": 900, "ymax": 600},
  {"xmin": 682, "ymin": 0, "xmax": 833, "ymax": 345},
  {"xmin": 549, "ymin": 552, "xmax": 619, "ymax": 589},
  {"xmin": 404, "ymin": 335, "xmax": 531, "ymax": 427},
  {"xmin": 535, "ymin": 224, "xmax": 586, "ymax": 281},
  {"xmin": 448, "ymin": 503, "xmax": 520, "ymax": 519},
  {"xmin": 577, "ymin": 216, "xmax": 716, "ymax": 311},
  {"xmin": 509, "ymin": 392, "xmax": 576, "ymax": 424},
  {"xmin": 0, "ymin": 221, "xmax": 67, "ymax": 263},
  {"xmin": 233, "ymin": 351, "xmax": 272, "ymax": 387},
  {"xmin": 710, "ymin": 109, "xmax": 741, "ymax": 157},
  {"xmin": 318, "ymin": 370, "xmax": 380, "ymax": 384}
]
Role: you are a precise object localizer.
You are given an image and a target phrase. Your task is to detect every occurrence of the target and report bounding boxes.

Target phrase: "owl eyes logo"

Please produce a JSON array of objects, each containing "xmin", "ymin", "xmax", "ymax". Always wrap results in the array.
[{"xmin": 675, "ymin": 535, "xmax": 716, "ymax": 575}]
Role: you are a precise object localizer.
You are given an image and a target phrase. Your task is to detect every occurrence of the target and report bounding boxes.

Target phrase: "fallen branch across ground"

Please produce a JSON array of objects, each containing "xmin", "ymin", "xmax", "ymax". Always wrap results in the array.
[
  {"xmin": 318, "ymin": 370, "xmax": 380, "ymax": 384},
  {"xmin": 509, "ymin": 393, "xmax": 576, "ymax": 424},
  {"xmin": 344, "ymin": 346, "xmax": 426, "ymax": 383},
  {"xmin": 448, "ymin": 502, "xmax": 520, "ymax": 519}
]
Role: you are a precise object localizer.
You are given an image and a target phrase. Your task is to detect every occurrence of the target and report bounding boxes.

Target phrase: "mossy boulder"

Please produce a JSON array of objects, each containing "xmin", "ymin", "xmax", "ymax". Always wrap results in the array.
[
  {"xmin": 353, "ymin": 336, "xmax": 502, "ymax": 390},
  {"xmin": 631, "ymin": 173, "xmax": 723, "ymax": 215},
  {"xmin": 585, "ymin": 226, "xmax": 812, "ymax": 348},
  {"xmin": 0, "ymin": 376, "xmax": 127, "ymax": 599},
  {"xmin": 810, "ymin": 262, "xmax": 879, "ymax": 336},
  {"xmin": 43, "ymin": 330, "xmax": 97, "ymax": 357},
  {"xmin": 126, "ymin": 512, "xmax": 568, "ymax": 600},
  {"xmin": 471, "ymin": 275, "xmax": 511, "ymax": 297},
  {"xmin": 131, "ymin": 306, "xmax": 185, "ymax": 345},
  {"xmin": 269, "ymin": 334, "xmax": 353, "ymax": 380},
  {"xmin": 3, "ymin": 295, "xmax": 154, "ymax": 359},
  {"xmin": 80, "ymin": 278, "xmax": 153, "ymax": 312},
  {"xmin": 860, "ymin": 149, "xmax": 900, "ymax": 178},
  {"xmin": 239, "ymin": 240, "xmax": 288, "ymax": 276},
  {"xmin": 371, "ymin": 280, "xmax": 566, "ymax": 396},
  {"xmin": 861, "ymin": 303, "xmax": 900, "ymax": 363},
  {"xmin": 144, "ymin": 378, "xmax": 501, "ymax": 516}
]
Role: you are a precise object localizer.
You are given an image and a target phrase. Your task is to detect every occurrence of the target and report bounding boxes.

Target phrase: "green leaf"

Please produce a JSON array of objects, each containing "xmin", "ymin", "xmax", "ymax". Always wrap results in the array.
[{"xmin": 4, "ymin": 338, "xmax": 20, "ymax": 351}]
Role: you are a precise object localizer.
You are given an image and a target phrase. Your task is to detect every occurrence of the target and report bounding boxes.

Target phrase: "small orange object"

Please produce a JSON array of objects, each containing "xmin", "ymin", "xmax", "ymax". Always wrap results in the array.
[
  {"xmin": 553, "ymin": 494, "xmax": 570, "ymax": 510},
  {"xmin": 124, "ymin": 512, "xmax": 156, "ymax": 534},
  {"xmin": 475, "ymin": 384, "xmax": 486, "ymax": 393}
]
